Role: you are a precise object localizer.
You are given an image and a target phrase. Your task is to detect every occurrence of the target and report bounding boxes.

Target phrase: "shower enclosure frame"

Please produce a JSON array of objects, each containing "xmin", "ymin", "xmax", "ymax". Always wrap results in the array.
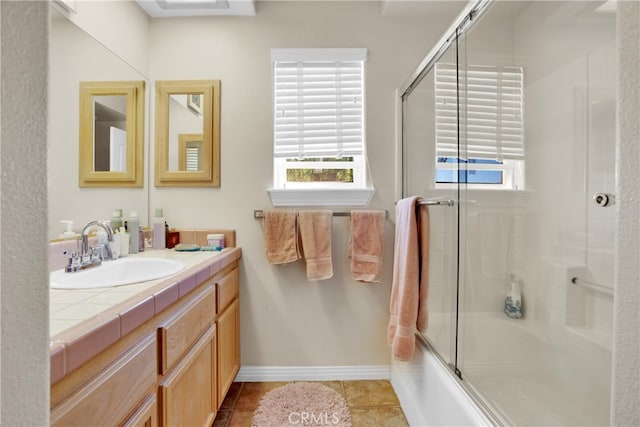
[{"xmin": 397, "ymin": 0, "xmax": 617, "ymax": 425}]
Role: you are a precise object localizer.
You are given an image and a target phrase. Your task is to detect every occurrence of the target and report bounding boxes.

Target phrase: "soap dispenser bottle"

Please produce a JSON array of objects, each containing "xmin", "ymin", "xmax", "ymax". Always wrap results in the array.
[
  {"xmin": 504, "ymin": 274, "xmax": 523, "ymax": 319},
  {"xmin": 110, "ymin": 209, "xmax": 123, "ymax": 232},
  {"xmin": 59, "ymin": 220, "xmax": 78, "ymax": 239}
]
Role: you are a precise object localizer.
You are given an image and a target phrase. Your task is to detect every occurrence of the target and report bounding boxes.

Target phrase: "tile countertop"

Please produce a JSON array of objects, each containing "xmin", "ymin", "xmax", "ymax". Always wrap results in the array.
[{"xmin": 49, "ymin": 246, "xmax": 241, "ymax": 384}]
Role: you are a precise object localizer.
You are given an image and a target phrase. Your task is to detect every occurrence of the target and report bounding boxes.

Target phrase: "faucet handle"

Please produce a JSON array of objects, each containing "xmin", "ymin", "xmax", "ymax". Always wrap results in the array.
[
  {"xmin": 90, "ymin": 245, "xmax": 103, "ymax": 261},
  {"xmin": 63, "ymin": 249, "xmax": 79, "ymax": 259},
  {"xmin": 63, "ymin": 250, "xmax": 81, "ymax": 272}
]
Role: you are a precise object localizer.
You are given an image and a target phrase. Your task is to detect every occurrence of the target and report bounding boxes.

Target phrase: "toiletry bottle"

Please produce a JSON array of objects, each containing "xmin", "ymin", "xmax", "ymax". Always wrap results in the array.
[
  {"xmin": 139, "ymin": 226, "xmax": 145, "ymax": 252},
  {"xmin": 112, "ymin": 231, "xmax": 121, "ymax": 259},
  {"xmin": 110, "ymin": 209, "xmax": 123, "ymax": 232},
  {"xmin": 165, "ymin": 221, "xmax": 169, "ymax": 249},
  {"xmin": 59, "ymin": 220, "xmax": 77, "ymax": 239},
  {"xmin": 119, "ymin": 227, "xmax": 129, "ymax": 257},
  {"xmin": 504, "ymin": 275, "xmax": 523, "ymax": 319},
  {"xmin": 128, "ymin": 212, "xmax": 140, "ymax": 254},
  {"xmin": 153, "ymin": 209, "xmax": 166, "ymax": 250}
]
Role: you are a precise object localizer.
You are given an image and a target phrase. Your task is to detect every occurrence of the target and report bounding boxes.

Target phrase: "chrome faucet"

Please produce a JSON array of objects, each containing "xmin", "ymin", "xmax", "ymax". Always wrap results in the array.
[
  {"xmin": 64, "ymin": 220, "xmax": 115, "ymax": 272},
  {"xmin": 81, "ymin": 220, "xmax": 115, "ymax": 259}
]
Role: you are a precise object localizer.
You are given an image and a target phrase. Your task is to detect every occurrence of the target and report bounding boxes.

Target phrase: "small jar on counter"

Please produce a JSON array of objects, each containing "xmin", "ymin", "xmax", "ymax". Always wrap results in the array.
[{"xmin": 206, "ymin": 233, "xmax": 225, "ymax": 250}]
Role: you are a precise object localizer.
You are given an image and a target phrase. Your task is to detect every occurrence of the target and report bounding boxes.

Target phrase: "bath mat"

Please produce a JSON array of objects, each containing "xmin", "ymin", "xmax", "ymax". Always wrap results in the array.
[{"xmin": 252, "ymin": 382, "xmax": 352, "ymax": 427}]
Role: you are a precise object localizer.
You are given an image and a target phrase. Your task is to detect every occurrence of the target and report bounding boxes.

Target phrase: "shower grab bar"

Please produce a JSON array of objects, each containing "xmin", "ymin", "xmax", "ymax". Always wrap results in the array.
[
  {"xmin": 570, "ymin": 277, "xmax": 614, "ymax": 296},
  {"xmin": 253, "ymin": 209, "xmax": 388, "ymax": 219}
]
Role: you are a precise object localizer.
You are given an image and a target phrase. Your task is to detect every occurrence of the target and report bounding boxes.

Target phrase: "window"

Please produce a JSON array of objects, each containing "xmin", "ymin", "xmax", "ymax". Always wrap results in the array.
[
  {"xmin": 434, "ymin": 63, "xmax": 525, "ymax": 189},
  {"xmin": 269, "ymin": 48, "xmax": 373, "ymax": 206},
  {"xmin": 436, "ymin": 157, "xmax": 503, "ymax": 184}
]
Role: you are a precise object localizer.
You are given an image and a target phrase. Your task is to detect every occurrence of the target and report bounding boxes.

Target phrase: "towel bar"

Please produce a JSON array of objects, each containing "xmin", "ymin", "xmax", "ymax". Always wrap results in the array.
[
  {"xmin": 418, "ymin": 199, "xmax": 455, "ymax": 207},
  {"xmin": 253, "ymin": 209, "xmax": 388, "ymax": 219},
  {"xmin": 394, "ymin": 198, "xmax": 456, "ymax": 207}
]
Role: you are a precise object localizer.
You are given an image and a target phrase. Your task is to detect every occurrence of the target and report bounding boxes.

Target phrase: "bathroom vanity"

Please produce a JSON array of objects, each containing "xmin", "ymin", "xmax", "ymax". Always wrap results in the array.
[{"xmin": 49, "ymin": 243, "xmax": 241, "ymax": 427}]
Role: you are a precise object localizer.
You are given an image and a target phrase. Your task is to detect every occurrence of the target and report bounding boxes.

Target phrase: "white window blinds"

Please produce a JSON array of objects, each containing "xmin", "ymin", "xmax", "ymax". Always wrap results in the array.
[
  {"xmin": 435, "ymin": 63, "xmax": 524, "ymax": 161},
  {"xmin": 185, "ymin": 146, "xmax": 200, "ymax": 171},
  {"xmin": 272, "ymin": 48, "xmax": 367, "ymax": 159}
]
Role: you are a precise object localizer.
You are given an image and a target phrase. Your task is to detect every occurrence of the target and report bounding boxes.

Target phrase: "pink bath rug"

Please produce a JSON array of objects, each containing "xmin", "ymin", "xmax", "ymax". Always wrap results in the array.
[{"xmin": 252, "ymin": 382, "xmax": 352, "ymax": 427}]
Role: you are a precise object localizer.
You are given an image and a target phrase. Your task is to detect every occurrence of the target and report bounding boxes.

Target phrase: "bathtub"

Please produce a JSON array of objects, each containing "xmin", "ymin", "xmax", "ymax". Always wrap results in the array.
[{"xmin": 392, "ymin": 312, "xmax": 611, "ymax": 426}]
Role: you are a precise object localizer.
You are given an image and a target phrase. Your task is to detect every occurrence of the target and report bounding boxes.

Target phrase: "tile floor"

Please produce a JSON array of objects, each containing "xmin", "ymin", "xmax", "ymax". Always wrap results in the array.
[{"xmin": 213, "ymin": 380, "xmax": 409, "ymax": 427}]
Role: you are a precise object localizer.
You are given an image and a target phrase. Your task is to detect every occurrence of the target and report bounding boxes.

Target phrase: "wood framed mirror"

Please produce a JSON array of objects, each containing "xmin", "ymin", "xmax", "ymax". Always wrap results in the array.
[
  {"xmin": 78, "ymin": 81, "xmax": 145, "ymax": 187},
  {"xmin": 154, "ymin": 80, "xmax": 221, "ymax": 187}
]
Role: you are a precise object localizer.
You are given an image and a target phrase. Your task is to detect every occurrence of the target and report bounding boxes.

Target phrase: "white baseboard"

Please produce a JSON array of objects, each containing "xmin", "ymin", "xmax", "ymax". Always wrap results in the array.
[{"xmin": 235, "ymin": 365, "xmax": 391, "ymax": 382}]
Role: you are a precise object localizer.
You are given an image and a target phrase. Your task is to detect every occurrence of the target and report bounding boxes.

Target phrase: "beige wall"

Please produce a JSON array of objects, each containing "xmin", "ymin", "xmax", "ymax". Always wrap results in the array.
[
  {"xmin": 148, "ymin": 1, "xmax": 448, "ymax": 366},
  {"xmin": 1, "ymin": 1, "xmax": 49, "ymax": 424},
  {"xmin": 63, "ymin": 0, "xmax": 150, "ymax": 77}
]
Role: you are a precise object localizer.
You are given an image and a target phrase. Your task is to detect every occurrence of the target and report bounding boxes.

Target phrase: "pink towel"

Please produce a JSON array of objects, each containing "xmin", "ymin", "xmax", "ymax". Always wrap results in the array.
[
  {"xmin": 416, "ymin": 203, "xmax": 430, "ymax": 333},
  {"xmin": 347, "ymin": 210, "xmax": 385, "ymax": 283},
  {"xmin": 387, "ymin": 196, "xmax": 430, "ymax": 361},
  {"xmin": 264, "ymin": 210, "xmax": 300, "ymax": 264},
  {"xmin": 298, "ymin": 210, "xmax": 333, "ymax": 280}
]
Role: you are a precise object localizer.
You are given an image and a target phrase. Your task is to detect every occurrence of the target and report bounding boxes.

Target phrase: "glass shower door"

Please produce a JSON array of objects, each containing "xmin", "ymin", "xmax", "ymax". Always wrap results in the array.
[
  {"xmin": 455, "ymin": 1, "xmax": 616, "ymax": 425},
  {"xmin": 402, "ymin": 39, "xmax": 459, "ymax": 367}
]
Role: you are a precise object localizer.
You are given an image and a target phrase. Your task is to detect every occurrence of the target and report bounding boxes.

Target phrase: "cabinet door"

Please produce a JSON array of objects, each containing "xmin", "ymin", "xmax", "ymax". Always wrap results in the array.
[
  {"xmin": 123, "ymin": 394, "xmax": 157, "ymax": 427},
  {"xmin": 217, "ymin": 298, "xmax": 240, "ymax": 407},
  {"xmin": 159, "ymin": 325, "xmax": 217, "ymax": 427},
  {"xmin": 158, "ymin": 284, "xmax": 215, "ymax": 375},
  {"xmin": 216, "ymin": 267, "xmax": 238, "ymax": 314},
  {"xmin": 51, "ymin": 335, "xmax": 156, "ymax": 427}
]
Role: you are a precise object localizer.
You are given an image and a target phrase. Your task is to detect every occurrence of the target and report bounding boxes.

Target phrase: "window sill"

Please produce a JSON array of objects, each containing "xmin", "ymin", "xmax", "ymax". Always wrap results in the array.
[{"xmin": 267, "ymin": 188, "xmax": 376, "ymax": 207}]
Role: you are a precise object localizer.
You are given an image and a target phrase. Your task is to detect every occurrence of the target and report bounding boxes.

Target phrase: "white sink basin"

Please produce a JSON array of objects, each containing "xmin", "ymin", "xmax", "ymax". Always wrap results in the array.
[{"xmin": 50, "ymin": 257, "xmax": 185, "ymax": 289}]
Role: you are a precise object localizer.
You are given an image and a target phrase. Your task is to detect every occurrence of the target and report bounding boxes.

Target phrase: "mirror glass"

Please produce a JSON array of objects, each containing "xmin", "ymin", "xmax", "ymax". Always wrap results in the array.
[
  {"xmin": 93, "ymin": 95, "xmax": 127, "ymax": 172},
  {"xmin": 78, "ymin": 80, "xmax": 145, "ymax": 187},
  {"xmin": 48, "ymin": 8, "xmax": 149, "ymax": 239},
  {"xmin": 168, "ymin": 93, "xmax": 204, "ymax": 171},
  {"xmin": 155, "ymin": 80, "xmax": 221, "ymax": 187}
]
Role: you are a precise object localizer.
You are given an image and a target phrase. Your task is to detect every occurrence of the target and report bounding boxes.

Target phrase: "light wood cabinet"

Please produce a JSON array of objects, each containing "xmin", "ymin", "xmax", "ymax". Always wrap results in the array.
[
  {"xmin": 159, "ymin": 325, "xmax": 217, "ymax": 427},
  {"xmin": 123, "ymin": 395, "xmax": 158, "ymax": 427},
  {"xmin": 158, "ymin": 284, "xmax": 216, "ymax": 375},
  {"xmin": 215, "ymin": 267, "xmax": 240, "ymax": 407},
  {"xmin": 51, "ymin": 260, "xmax": 240, "ymax": 427},
  {"xmin": 50, "ymin": 335, "xmax": 156, "ymax": 427},
  {"xmin": 216, "ymin": 267, "xmax": 238, "ymax": 314},
  {"xmin": 217, "ymin": 298, "xmax": 240, "ymax": 406}
]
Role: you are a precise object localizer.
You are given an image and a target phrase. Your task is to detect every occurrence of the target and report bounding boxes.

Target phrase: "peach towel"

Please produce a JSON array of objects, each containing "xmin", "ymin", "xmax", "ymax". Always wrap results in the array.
[
  {"xmin": 264, "ymin": 210, "xmax": 300, "ymax": 264},
  {"xmin": 298, "ymin": 210, "xmax": 333, "ymax": 280},
  {"xmin": 387, "ymin": 196, "xmax": 430, "ymax": 361},
  {"xmin": 347, "ymin": 210, "xmax": 385, "ymax": 283}
]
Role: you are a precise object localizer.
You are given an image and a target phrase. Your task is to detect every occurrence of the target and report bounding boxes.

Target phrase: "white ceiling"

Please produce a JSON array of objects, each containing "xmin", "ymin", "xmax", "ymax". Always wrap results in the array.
[
  {"xmin": 135, "ymin": 0, "xmax": 472, "ymax": 19},
  {"xmin": 135, "ymin": 0, "xmax": 256, "ymax": 17}
]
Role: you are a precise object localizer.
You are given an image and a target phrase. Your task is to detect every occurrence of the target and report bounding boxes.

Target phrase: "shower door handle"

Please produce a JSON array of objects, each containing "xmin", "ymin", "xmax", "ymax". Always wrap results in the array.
[{"xmin": 593, "ymin": 193, "xmax": 615, "ymax": 207}]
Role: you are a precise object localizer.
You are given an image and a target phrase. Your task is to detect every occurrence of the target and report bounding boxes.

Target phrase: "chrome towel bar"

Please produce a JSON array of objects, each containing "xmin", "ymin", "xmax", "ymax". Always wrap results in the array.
[
  {"xmin": 253, "ymin": 209, "xmax": 388, "ymax": 219},
  {"xmin": 395, "ymin": 198, "xmax": 456, "ymax": 207},
  {"xmin": 418, "ymin": 198, "xmax": 455, "ymax": 207}
]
